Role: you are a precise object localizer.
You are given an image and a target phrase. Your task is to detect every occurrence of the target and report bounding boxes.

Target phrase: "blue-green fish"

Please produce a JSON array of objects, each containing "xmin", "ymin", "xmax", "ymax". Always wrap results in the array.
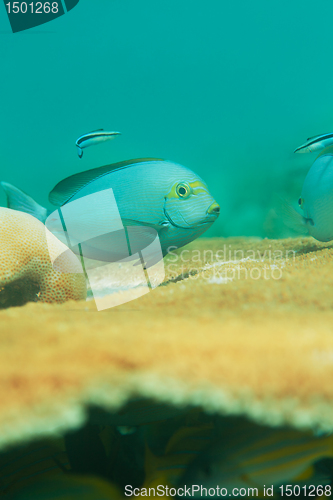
[
  {"xmin": 1, "ymin": 159, "xmax": 219, "ymax": 264},
  {"xmin": 76, "ymin": 129, "xmax": 120, "ymax": 158},
  {"xmin": 294, "ymin": 133, "xmax": 333, "ymax": 154},
  {"xmin": 280, "ymin": 147, "xmax": 333, "ymax": 241}
]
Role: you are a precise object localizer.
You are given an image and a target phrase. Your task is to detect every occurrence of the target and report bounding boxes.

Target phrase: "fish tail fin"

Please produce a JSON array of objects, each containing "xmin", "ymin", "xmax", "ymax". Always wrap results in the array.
[
  {"xmin": 275, "ymin": 196, "xmax": 308, "ymax": 234},
  {"xmin": 77, "ymin": 146, "xmax": 83, "ymax": 158},
  {"xmin": 1, "ymin": 182, "xmax": 49, "ymax": 223}
]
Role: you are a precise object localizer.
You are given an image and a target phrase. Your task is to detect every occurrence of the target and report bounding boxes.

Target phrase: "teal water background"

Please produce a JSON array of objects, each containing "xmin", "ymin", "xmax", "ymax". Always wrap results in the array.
[{"xmin": 1, "ymin": 0, "xmax": 333, "ymax": 238}]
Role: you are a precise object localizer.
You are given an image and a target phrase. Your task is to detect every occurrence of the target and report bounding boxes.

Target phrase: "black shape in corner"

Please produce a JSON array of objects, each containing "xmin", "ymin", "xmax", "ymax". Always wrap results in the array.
[{"xmin": 64, "ymin": 0, "xmax": 80, "ymax": 12}]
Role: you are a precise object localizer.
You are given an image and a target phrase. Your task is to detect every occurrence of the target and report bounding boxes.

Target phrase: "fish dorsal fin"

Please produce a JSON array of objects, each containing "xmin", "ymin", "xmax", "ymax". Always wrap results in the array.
[
  {"xmin": 90, "ymin": 128, "xmax": 104, "ymax": 133},
  {"xmin": 49, "ymin": 158, "xmax": 164, "ymax": 206},
  {"xmin": 306, "ymin": 133, "xmax": 329, "ymax": 141}
]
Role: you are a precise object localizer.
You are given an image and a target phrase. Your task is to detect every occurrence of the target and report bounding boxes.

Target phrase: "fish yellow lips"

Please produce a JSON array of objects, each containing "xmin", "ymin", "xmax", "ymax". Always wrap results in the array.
[{"xmin": 207, "ymin": 201, "xmax": 220, "ymax": 215}]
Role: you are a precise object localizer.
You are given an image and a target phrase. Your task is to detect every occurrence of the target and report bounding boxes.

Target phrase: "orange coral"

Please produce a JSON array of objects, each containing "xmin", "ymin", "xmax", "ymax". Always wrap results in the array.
[{"xmin": 0, "ymin": 208, "xmax": 86, "ymax": 306}]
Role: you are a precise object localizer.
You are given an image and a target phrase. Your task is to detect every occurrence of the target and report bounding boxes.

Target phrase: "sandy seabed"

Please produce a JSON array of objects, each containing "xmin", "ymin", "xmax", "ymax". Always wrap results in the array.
[{"xmin": 1, "ymin": 236, "xmax": 333, "ymax": 451}]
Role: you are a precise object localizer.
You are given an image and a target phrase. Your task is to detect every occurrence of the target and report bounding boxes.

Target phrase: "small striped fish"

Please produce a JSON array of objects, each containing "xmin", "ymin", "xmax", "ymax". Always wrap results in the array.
[
  {"xmin": 143, "ymin": 411, "xmax": 216, "ymax": 488},
  {"xmin": 183, "ymin": 416, "xmax": 333, "ymax": 492},
  {"xmin": 294, "ymin": 133, "xmax": 333, "ymax": 153},
  {"xmin": 76, "ymin": 130, "xmax": 120, "ymax": 158}
]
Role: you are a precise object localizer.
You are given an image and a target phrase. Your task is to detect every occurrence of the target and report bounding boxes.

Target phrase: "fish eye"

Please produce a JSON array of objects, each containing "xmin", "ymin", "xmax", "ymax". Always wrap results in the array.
[
  {"xmin": 298, "ymin": 197, "xmax": 304, "ymax": 208},
  {"xmin": 176, "ymin": 183, "xmax": 191, "ymax": 198}
]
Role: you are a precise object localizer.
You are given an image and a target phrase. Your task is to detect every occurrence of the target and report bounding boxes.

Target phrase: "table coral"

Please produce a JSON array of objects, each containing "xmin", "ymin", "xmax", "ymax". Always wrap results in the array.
[
  {"xmin": 0, "ymin": 208, "xmax": 86, "ymax": 308},
  {"xmin": 1, "ymin": 235, "xmax": 333, "ymax": 497},
  {"xmin": 0, "ymin": 236, "xmax": 333, "ymax": 453}
]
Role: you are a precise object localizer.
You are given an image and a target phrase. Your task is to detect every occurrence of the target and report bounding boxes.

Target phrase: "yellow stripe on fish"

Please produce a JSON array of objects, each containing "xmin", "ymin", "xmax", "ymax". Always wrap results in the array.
[
  {"xmin": 165, "ymin": 180, "xmax": 209, "ymax": 200},
  {"xmin": 183, "ymin": 417, "xmax": 333, "ymax": 493},
  {"xmin": 143, "ymin": 416, "xmax": 216, "ymax": 489}
]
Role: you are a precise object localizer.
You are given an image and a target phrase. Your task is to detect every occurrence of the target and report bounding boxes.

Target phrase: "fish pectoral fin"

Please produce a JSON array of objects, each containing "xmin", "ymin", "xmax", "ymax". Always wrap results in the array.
[
  {"xmin": 122, "ymin": 218, "xmax": 162, "ymax": 231},
  {"xmin": 275, "ymin": 197, "xmax": 308, "ymax": 234},
  {"xmin": 77, "ymin": 146, "xmax": 83, "ymax": 158}
]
